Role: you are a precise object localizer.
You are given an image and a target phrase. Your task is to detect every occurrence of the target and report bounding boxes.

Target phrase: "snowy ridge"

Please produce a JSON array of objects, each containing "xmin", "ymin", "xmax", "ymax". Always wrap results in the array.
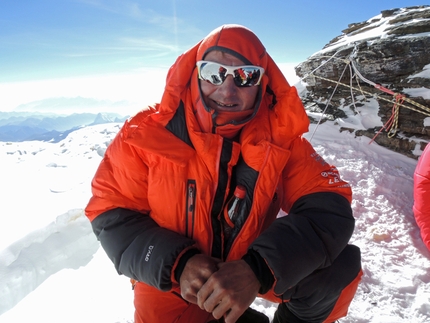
[
  {"xmin": 1, "ymin": 120, "xmax": 430, "ymax": 321},
  {"xmin": 310, "ymin": 125, "xmax": 430, "ymax": 322},
  {"xmin": 0, "ymin": 209, "xmax": 99, "ymax": 315},
  {"xmin": 0, "ymin": 123, "xmax": 135, "ymax": 323}
]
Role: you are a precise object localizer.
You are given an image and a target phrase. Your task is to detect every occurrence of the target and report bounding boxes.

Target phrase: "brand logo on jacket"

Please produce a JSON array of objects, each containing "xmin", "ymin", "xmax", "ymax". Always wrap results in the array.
[
  {"xmin": 321, "ymin": 170, "xmax": 341, "ymax": 184},
  {"xmin": 145, "ymin": 245, "xmax": 154, "ymax": 261}
]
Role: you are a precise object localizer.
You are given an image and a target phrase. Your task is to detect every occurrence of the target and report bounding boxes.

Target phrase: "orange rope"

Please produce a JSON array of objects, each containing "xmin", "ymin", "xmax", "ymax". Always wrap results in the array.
[
  {"xmin": 370, "ymin": 94, "xmax": 405, "ymax": 143},
  {"xmin": 374, "ymin": 84, "xmax": 396, "ymax": 96}
]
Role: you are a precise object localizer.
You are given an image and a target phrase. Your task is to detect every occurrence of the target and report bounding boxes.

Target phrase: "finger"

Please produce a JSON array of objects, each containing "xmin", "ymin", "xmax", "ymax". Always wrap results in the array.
[
  {"xmin": 181, "ymin": 285, "xmax": 199, "ymax": 304},
  {"xmin": 196, "ymin": 282, "xmax": 213, "ymax": 310},
  {"xmin": 222, "ymin": 307, "xmax": 243, "ymax": 323},
  {"xmin": 210, "ymin": 299, "xmax": 231, "ymax": 320},
  {"xmin": 203, "ymin": 291, "xmax": 222, "ymax": 313},
  {"xmin": 182, "ymin": 293, "xmax": 197, "ymax": 304},
  {"xmin": 181, "ymin": 281, "xmax": 203, "ymax": 304}
]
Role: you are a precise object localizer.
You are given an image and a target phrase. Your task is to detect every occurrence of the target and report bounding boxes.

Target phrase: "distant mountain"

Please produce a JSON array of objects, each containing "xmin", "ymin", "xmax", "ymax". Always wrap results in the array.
[
  {"xmin": 0, "ymin": 125, "xmax": 49, "ymax": 142},
  {"xmin": 91, "ymin": 112, "xmax": 125, "ymax": 125},
  {"xmin": 0, "ymin": 112, "xmax": 128, "ymax": 142}
]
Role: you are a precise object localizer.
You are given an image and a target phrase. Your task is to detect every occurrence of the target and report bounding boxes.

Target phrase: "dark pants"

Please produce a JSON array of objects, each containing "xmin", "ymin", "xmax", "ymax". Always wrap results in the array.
[
  {"xmin": 209, "ymin": 307, "xmax": 270, "ymax": 323},
  {"xmin": 273, "ymin": 244, "xmax": 362, "ymax": 323}
]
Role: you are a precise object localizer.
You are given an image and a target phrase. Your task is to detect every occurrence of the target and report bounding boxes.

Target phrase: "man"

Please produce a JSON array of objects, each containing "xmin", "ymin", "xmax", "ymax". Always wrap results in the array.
[{"xmin": 85, "ymin": 24, "xmax": 362, "ymax": 323}]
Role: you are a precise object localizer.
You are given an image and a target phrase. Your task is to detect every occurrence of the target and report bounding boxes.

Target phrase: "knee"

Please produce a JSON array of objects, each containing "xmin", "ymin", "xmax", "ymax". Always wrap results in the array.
[{"xmin": 339, "ymin": 244, "xmax": 362, "ymax": 276}]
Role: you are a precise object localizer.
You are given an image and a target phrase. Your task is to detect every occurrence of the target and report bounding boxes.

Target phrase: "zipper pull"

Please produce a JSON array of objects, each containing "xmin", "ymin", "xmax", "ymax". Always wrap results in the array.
[
  {"xmin": 186, "ymin": 180, "xmax": 196, "ymax": 238},
  {"xmin": 227, "ymin": 185, "xmax": 246, "ymax": 221}
]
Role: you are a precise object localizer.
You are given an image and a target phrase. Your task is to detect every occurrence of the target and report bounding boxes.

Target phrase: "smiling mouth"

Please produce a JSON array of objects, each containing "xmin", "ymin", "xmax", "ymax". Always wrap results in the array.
[{"xmin": 213, "ymin": 100, "xmax": 237, "ymax": 108}]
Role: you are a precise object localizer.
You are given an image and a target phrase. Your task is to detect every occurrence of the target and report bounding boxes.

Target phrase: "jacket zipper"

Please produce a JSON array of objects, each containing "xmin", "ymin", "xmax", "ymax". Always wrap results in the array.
[{"xmin": 186, "ymin": 180, "xmax": 196, "ymax": 239}]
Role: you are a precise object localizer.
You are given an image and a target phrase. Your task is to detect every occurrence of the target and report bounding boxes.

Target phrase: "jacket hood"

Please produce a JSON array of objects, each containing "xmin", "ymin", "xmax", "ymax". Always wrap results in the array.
[
  {"xmin": 194, "ymin": 25, "xmax": 268, "ymax": 137},
  {"xmin": 159, "ymin": 24, "xmax": 309, "ymax": 141},
  {"xmin": 197, "ymin": 24, "xmax": 267, "ymax": 67}
]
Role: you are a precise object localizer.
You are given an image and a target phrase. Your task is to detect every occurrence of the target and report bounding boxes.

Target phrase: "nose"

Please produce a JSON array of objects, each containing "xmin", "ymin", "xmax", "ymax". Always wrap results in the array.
[{"xmin": 219, "ymin": 75, "xmax": 237, "ymax": 97}]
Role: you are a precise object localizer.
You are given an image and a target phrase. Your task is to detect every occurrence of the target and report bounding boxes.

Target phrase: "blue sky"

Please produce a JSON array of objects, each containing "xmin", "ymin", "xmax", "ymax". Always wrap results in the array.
[
  {"xmin": 1, "ymin": 0, "xmax": 425, "ymax": 82},
  {"xmin": 0, "ymin": 0, "xmax": 425, "ymax": 113}
]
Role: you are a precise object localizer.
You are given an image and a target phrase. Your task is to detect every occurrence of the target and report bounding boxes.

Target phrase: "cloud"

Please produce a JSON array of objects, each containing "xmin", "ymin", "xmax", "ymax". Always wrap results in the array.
[
  {"xmin": 73, "ymin": 0, "xmax": 198, "ymax": 37},
  {"xmin": 120, "ymin": 37, "xmax": 179, "ymax": 52},
  {"xmin": 71, "ymin": 0, "xmax": 194, "ymax": 55},
  {"xmin": 127, "ymin": 2, "xmax": 143, "ymax": 19},
  {"xmin": 75, "ymin": 0, "xmax": 175, "ymax": 25},
  {"xmin": 0, "ymin": 69, "xmax": 168, "ymax": 114}
]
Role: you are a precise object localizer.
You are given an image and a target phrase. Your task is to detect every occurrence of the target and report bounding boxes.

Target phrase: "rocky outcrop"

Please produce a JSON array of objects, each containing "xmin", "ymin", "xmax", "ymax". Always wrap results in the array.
[{"xmin": 295, "ymin": 6, "xmax": 430, "ymax": 159}]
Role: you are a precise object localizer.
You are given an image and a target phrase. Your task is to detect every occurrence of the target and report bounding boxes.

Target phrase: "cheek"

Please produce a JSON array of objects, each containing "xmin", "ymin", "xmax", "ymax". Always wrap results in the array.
[
  {"xmin": 242, "ymin": 87, "xmax": 259, "ymax": 105},
  {"xmin": 200, "ymin": 81, "xmax": 215, "ymax": 102}
]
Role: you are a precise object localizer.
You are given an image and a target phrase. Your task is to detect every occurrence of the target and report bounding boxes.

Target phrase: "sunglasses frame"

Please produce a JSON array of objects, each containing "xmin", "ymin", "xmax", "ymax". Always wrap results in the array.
[{"xmin": 196, "ymin": 60, "xmax": 264, "ymax": 87}]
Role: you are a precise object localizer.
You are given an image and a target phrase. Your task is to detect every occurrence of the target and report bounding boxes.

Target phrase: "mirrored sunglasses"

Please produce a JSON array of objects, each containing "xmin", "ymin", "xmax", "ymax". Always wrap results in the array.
[{"xmin": 196, "ymin": 61, "xmax": 264, "ymax": 87}]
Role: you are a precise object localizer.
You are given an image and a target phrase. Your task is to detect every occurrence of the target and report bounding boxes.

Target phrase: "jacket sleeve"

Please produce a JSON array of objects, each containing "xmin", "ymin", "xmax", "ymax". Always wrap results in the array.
[
  {"xmin": 249, "ymin": 192, "xmax": 354, "ymax": 295},
  {"xmin": 248, "ymin": 136, "xmax": 354, "ymax": 295},
  {"xmin": 91, "ymin": 207, "xmax": 196, "ymax": 291},
  {"xmin": 85, "ymin": 121, "xmax": 196, "ymax": 291}
]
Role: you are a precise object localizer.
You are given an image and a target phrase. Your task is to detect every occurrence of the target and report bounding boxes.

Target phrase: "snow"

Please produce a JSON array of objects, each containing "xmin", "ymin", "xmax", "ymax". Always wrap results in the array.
[
  {"xmin": 1, "ymin": 106, "xmax": 429, "ymax": 322},
  {"xmin": 1, "ymin": 7, "xmax": 430, "ymax": 321},
  {"xmin": 403, "ymin": 87, "xmax": 430, "ymax": 100},
  {"xmin": 315, "ymin": 7, "xmax": 430, "ymax": 57},
  {"xmin": 410, "ymin": 64, "xmax": 430, "ymax": 80},
  {"xmin": 0, "ymin": 124, "xmax": 134, "ymax": 323}
]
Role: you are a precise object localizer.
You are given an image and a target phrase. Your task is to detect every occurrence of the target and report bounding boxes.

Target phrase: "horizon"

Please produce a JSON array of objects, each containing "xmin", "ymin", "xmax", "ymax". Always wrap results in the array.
[{"xmin": 0, "ymin": 1, "xmax": 426, "ymax": 114}]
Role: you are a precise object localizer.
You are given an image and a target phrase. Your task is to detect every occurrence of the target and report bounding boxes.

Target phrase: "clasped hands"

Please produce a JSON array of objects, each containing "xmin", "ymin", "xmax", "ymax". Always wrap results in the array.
[{"xmin": 179, "ymin": 254, "xmax": 260, "ymax": 323}]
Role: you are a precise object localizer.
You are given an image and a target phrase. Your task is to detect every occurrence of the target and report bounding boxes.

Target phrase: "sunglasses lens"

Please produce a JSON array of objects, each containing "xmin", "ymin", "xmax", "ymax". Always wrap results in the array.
[
  {"xmin": 199, "ymin": 62, "xmax": 225, "ymax": 85},
  {"xmin": 198, "ymin": 62, "xmax": 263, "ymax": 87},
  {"xmin": 233, "ymin": 67, "xmax": 262, "ymax": 87}
]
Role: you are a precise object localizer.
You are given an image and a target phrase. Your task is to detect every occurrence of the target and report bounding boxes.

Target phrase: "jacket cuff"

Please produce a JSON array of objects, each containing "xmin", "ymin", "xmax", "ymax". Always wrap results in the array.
[
  {"xmin": 174, "ymin": 248, "xmax": 201, "ymax": 282},
  {"xmin": 242, "ymin": 249, "xmax": 275, "ymax": 294}
]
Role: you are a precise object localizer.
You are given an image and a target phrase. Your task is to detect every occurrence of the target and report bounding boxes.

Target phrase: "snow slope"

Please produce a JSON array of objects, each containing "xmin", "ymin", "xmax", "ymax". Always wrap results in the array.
[
  {"xmin": 0, "ymin": 115, "xmax": 429, "ymax": 322},
  {"xmin": 1, "ymin": 9, "xmax": 430, "ymax": 315}
]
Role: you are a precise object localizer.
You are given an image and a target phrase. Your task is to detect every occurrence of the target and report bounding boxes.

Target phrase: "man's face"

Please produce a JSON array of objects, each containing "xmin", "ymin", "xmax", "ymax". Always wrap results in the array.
[{"xmin": 200, "ymin": 51, "xmax": 259, "ymax": 113}]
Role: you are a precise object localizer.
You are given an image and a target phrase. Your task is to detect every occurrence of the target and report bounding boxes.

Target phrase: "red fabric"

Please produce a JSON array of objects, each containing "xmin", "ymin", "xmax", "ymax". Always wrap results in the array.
[
  {"xmin": 134, "ymin": 282, "xmax": 214, "ymax": 323},
  {"xmin": 413, "ymin": 143, "xmax": 430, "ymax": 250},
  {"xmin": 85, "ymin": 24, "xmax": 354, "ymax": 321}
]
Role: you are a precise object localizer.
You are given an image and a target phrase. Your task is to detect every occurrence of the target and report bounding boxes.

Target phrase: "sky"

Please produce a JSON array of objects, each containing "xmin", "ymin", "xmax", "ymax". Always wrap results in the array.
[
  {"xmin": 0, "ymin": 0, "xmax": 426, "ymax": 113},
  {"xmin": 1, "ymin": 4, "xmax": 430, "ymax": 322}
]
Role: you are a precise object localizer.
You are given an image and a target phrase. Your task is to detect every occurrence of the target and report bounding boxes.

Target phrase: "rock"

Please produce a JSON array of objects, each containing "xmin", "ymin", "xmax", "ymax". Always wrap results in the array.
[{"xmin": 295, "ymin": 6, "xmax": 430, "ymax": 159}]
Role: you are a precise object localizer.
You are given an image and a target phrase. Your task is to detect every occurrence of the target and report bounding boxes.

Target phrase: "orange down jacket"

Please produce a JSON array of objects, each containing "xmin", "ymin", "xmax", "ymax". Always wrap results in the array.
[
  {"xmin": 85, "ymin": 25, "xmax": 355, "ymax": 309},
  {"xmin": 414, "ymin": 143, "xmax": 430, "ymax": 251}
]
